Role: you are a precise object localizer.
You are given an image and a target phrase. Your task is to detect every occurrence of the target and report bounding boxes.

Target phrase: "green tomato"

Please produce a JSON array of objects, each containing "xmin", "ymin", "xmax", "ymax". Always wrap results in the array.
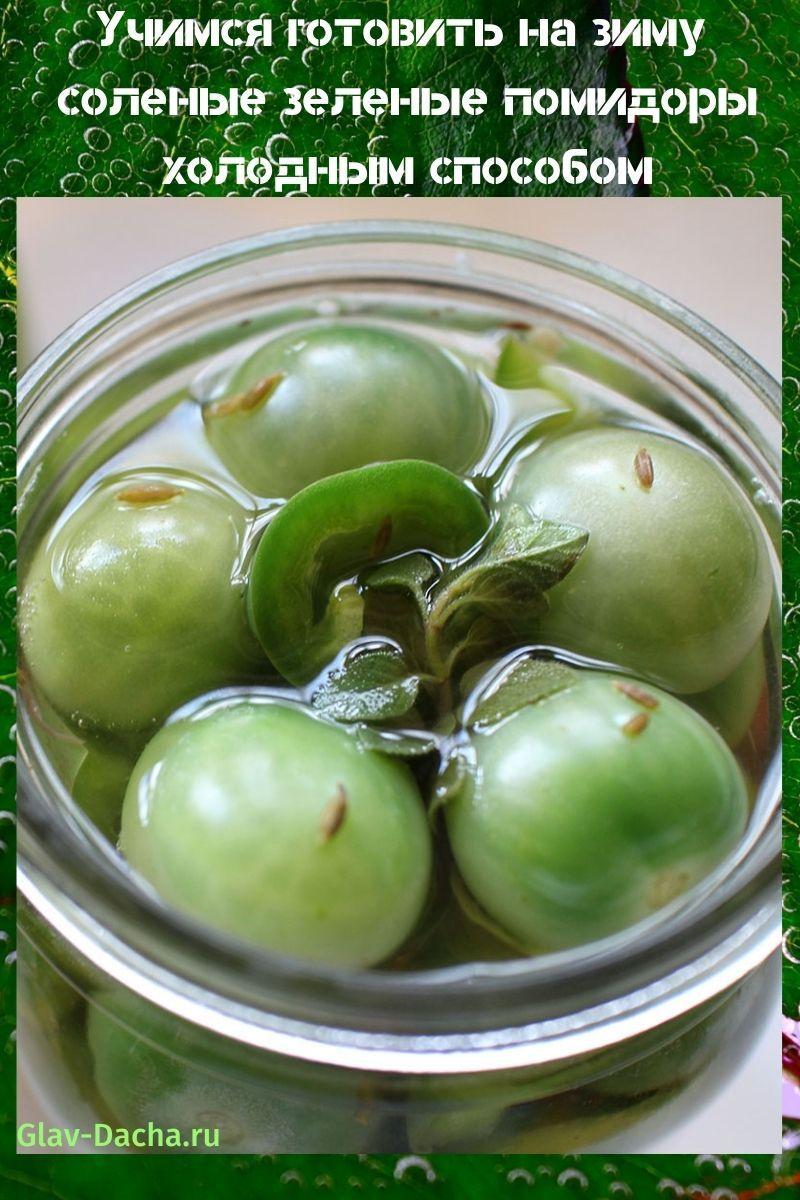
[
  {"xmin": 510, "ymin": 427, "xmax": 772, "ymax": 693},
  {"xmin": 492, "ymin": 1103, "xmax": 660, "ymax": 1153},
  {"xmin": 406, "ymin": 1103, "xmax": 505, "ymax": 1153},
  {"xmin": 248, "ymin": 459, "xmax": 488, "ymax": 684},
  {"xmin": 689, "ymin": 639, "xmax": 767, "ymax": 748},
  {"xmin": 19, "ymin": 470, "xmax": 262, "ymax": 733},
  {"xmin": 120, "ymin": 701, "xmax": 433, "ymax": 968},
  {"xmin": 590, "ymin": 994, "xmax": 726, "ymax": 1100},
  {"xmin": 203, "ymin": 322, "xmax": 490, "ymax": 497},
  {"xmin": 446, "ymin": 671, "xmax": 748, "ymax": 951},
  {"xmin": 20, "ymin": 937, "xmax": 85, "ymax": 1061},
  {"xmin": 22, "ymin": 683, "xmax": 137, "ymax": 841},
  {"xmin": 72, "ymin": 740, "xmax": 137, "ymax": 843},
  {"xmin": 87, "ymin": 988, "xmax": 368, "ymax": 1152}
]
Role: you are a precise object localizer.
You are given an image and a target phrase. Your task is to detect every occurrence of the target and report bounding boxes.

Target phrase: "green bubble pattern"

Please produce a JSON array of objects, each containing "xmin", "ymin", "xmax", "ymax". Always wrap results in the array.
[{"xmin": 2, "ymin": 0, "xmax": 798, "ymax": 1182}]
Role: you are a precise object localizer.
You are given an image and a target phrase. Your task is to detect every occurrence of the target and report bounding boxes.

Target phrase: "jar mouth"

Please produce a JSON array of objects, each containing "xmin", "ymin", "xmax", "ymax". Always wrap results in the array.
[
  {"xmin": 17, "ymin": 219, "xmax": 781, "ymax": 415},
  {"xmin": 17, "ymin": 220, "xmax": 782, "ymax": 1069}
]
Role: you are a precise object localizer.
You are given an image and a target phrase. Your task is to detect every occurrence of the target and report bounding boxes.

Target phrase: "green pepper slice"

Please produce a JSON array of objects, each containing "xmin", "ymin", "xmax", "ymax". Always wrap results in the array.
[{"xmin": 248, "ymin": 460, "xmax": 488, "ymax": 683}]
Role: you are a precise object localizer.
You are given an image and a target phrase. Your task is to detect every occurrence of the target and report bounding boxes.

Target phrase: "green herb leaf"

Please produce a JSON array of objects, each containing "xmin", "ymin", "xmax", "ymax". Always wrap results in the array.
[
  {"xmin": 361, "ymin": 552, "xmax": 438, "ymax": 620},
  {"xmin": 311, "ymin": 645, "xmax": 421, "ymax": 723},
  {"xmin": 426, "ymin": 505, "xmax": 588, "ymax": 672},
  {"xmin": 352, "ymin": 724, "xmax": 439, "ymax": 758},
  {"xmin": 466, "ymin": 657, "xmax": 578, "ymax": 729}
]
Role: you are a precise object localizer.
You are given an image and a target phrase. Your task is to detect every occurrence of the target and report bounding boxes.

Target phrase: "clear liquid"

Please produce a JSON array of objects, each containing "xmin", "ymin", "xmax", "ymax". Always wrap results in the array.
[{"xmin": 22, "ymin": 304, "xmax": 781, "ymax": 971}]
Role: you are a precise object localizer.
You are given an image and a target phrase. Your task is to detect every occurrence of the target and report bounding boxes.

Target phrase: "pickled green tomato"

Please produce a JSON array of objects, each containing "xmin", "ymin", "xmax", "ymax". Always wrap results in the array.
[
  {"xmin": 19, "ymin": 471, "xmax": 261, "ymax": 733},
  {"xmin": 121, "ymin": 702, "xmax": 432, "ymax": 967},
  {"xmin": 690, "ymin": 640, "xmax": 767, "ymax": 748},
  {"xmin": 510, "ymin": 428, "xmax": 772, "ymax": 693},
  {"xmin": 202, "ymin": 323, "xmax": 491, "ymax": 497},
  {"xmin": 446, "ymin": 672, "xmax": 748, "ymax": 951},
  {"xmin": 87, "ymin": 988, "xmax": 367, "ymax": 1152},
  {"xmin": 72, "ymin": 740, "xmax": 136, "ymax": 842}
]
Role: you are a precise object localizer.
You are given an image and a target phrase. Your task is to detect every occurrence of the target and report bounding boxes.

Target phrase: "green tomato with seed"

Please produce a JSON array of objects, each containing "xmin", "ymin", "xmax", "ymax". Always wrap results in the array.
[
  {"xmin": 203, "ymin": 322, "xmax": 491, "ymax": 497},
  {"xmin": 509, "ymin": 427, "xmax": 772, "ymax": 693},
  {"xmin": 19, "ymin": 471, "xmax": 262, "ymax": 734},
  {"xmin": 120, "ymin": 701, "xmax": 432, "ymax": 968},
  {"xmin": 446, "ymin": 671, "xmax": 749, "ymax": 951}
]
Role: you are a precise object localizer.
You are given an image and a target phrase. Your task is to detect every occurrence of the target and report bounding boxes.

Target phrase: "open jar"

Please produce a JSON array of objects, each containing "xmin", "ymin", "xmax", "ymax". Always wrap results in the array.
[{"xmin": 18, "ymin": 222, "xmax": 781, "ymax": 1153}]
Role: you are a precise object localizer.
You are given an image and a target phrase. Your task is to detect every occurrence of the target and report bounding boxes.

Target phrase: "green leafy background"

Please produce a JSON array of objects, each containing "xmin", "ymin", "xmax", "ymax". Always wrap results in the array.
[
  {"xmin": 2, "ymin": 1, "xmax": 643, "ymax": 198},
  {"xmin": 1, "ymin": 0, "xmax": 798, "ymax": 1189}
]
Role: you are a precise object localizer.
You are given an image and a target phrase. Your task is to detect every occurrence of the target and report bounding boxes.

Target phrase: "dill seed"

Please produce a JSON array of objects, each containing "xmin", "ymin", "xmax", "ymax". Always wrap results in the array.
[
  {"xmin": 319, "ymin": 785, "xmax": 348, "ymax": 842},
  {"xmin": 206, "ymin": 372, "xmax": 284, "ymax": 418},
  {"xmin": 634, "ymin": 448, "xmax": 654, "ymax": 490},
  {"xmin": 116, "ymin": 482, "xmax": 183, "ymax": 504},
  {"xmin": 622, "ymin": 712, "xmax": 650, "ymax": 736},
  {"xmin": 613, "ymin": 680, "xmax": 659, "ymax": 709}
]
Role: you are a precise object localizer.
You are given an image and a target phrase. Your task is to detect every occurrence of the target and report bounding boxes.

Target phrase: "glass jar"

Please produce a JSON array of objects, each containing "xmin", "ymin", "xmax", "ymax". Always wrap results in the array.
[{"xmin": 17, "ymin": 222, "xmax": 781, "ymax": 1154}]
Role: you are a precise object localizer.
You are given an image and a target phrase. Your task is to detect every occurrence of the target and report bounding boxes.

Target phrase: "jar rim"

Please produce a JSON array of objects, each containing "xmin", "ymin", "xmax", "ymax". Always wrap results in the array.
[
  {"xmin": 18, "ymin": 219, "xmax": 780, "ymax": 414},
  {"xmin": 17, "ymin": 219, "xmax": 782, "ymax": 1072}
]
